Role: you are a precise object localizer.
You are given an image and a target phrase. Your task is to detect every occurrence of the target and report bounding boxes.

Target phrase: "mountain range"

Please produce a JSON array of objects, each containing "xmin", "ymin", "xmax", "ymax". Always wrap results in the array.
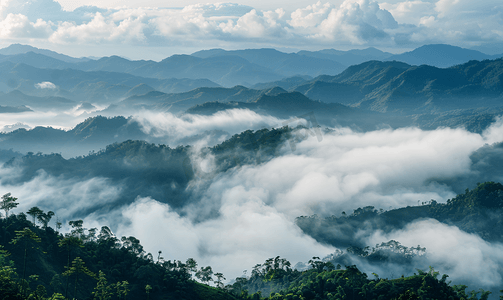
[
  {"xmin": 1, "ymin": 43, "xmax": 503, "ymax": 138},
  {"xmin": 263, "ymin": 58, "xmax": 503, "ymax": 113},
  {"xmin": 0, "ymin": 60, "xmax": 220, "ymax": 104},
  {"xmin": 1, "ymin": 43, "xmax": 501, "ymax": 92}
]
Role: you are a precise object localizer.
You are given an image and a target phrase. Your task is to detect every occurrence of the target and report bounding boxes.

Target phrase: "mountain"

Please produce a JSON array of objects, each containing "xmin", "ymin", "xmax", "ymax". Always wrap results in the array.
[
  {"xmin": 0, "ymin": 90, "xmax": 76, "ymax": 111},
  {"xmin": 0, "ymin": 61, "xmax": 220, "ymax": 103},
  {"xmin": 0, "ymin": 116, "xmax": 147, "ymax": 157},
  {"xmin": 184, "ymin": 91, "xmax": 408, "ymax": 131},
  {"xmin": 191, "ymin": 48, "xmax": 347, "ymax": 77},
  {"xmin": 0, "ymin": 51, "xmax": 73, "ymax": 69},
  {"xmin": 297, "ymin": 47, "xmax": 393, "ymax": 66},
  {"xmin": 74, "ymin": 55, "xmax": 154, "ymax": 73},
  {"xmin": 251, "ymin": 75, "xmax": 312, "ymax": 90},
  {"xmin": 297, "ymin": 182, "xmax": 503, "ymax": 249},
  {"xmin": 115, "ymin": 85, "xmax": 278, "ymax": 114},
  {"xmin": 291, "ymin": 58, "xmax": 503, "ymax": 113},
  {"xmin": 386, "ymin": 44, "xmax": 503, "ymax": 68},
  {"xmin": 0, "ymin": 43, "xmax": 90, "ymax": 63},
  {"xmin": 0, "ymin": 104, "xmax": 32, "ymax": 113}
]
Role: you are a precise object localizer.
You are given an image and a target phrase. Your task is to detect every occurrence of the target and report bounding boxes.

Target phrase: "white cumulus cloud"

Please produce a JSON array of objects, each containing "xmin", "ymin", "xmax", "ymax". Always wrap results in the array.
[{"xmin": 35, "ymin": 81, "xmax": 56, "ymax": 89}]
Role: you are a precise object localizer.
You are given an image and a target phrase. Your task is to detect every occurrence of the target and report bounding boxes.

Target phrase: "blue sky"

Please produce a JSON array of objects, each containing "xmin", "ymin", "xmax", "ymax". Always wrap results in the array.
[{"xmin": 0, "ymin": 0, "xmax": 502, "ymax": 60}]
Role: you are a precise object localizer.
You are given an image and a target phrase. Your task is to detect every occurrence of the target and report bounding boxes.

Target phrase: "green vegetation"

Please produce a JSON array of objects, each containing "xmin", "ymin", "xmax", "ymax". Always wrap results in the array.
[
  {"xmin": 0, "ymin": 187, "xmax": 500, "ymax": 300},
  {"xmin": 226, "ymin": 257, "xmax": 490, "ymax": 300},
  {"xmin": 0, "ymin": 204, "xmax": 237, "ymax": 300},
  {"xmin": 297, "ymin": 182, "xmax": 503, "ymax": 249}
]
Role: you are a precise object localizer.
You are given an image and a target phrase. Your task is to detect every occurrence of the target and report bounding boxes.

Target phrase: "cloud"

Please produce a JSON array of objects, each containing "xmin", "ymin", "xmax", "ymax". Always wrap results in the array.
[
  {"xmin": 368, "ymin": 219, "xmax": 503, "ymax": 289},
  {"xmin": 380, "ymin": 1, "xmax": 436, "ymax": 25},
  {"xmin": 0, "ymin": 122, "xmax": 30, "ymax": 133},
  {"xmin": 49, "ymin": 12, "xmax": 148, "ymax": 44},
  {"xmin": 133, "ymin": 109, "xmax": 287, "ymax": 146},
  {"xmin": 35, "ymin": 81, "xmax": 56, "ymax": 89},
  {"xmin": 2, "ymin": 0, "xmax": 502, "ymax": 51},
  {"xmin": 110, "ymin": 118, "xmax": 503, "ymax": 282},
  {"xmin": 117, "ymin": 196, "xmax": 334, "ymax": 279},
  {"xmin": 4, "ymin": 110, "xmax": 503, "ymax": 284},
  {"xmin": 0, "ymin": 13, "xmax": 53, "ymax": 38},
  {"xmin": 187, "ymin": 125, "xmax": 485, "ymax": 220},
  {"xmin": 0, "ymin": 168, "xmax": 122, "ymax": 219}
]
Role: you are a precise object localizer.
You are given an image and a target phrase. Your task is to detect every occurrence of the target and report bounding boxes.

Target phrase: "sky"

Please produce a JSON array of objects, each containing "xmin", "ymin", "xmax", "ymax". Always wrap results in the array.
[{"xmin": 0, "ymin": 0, "xmax": 502, "ymax": 60}]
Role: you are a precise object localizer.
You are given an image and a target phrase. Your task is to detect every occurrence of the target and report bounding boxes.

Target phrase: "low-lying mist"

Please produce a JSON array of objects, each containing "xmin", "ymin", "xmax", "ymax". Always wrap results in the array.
[
  {"xmin": 2, "ymin": 109, "xmax": 503, "ymax": 294},
  {"xmin": 0, "ymin": 108, "xmax": 290, "ymax": 158}
]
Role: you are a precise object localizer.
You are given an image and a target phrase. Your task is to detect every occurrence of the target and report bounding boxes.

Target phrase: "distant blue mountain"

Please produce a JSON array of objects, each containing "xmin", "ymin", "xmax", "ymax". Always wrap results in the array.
[
  {"xmin": 0, "ymin": 44, "xmax": 90, "ymax": 63},
  {"xmin": 297, "ymin": 47, "xmax": 393, "ymax": 66},
  {"xmin": 191, "ymin": 48, "xmax": 347, "ymax": 77},
  {"xmin": 386, "ymin": 44, "xmax": 503, "ymax": 68},
  {"xmin": 0, "ymin": 61, "xmax": 220, "ymax": 103}
]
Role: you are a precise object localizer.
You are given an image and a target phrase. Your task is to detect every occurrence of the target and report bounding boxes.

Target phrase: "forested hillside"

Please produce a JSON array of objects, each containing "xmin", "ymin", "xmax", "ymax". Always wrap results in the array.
[
  {"xmin": 0, "ymin": 189, "xmax": 499, "ymax": 300},
  {"xmin": 0, "ymin": 205, "xmax": 237, "ymax": 300},
  {"xmin": 296, "ymin": 182, "xmax": 503, "ymax": 248}
]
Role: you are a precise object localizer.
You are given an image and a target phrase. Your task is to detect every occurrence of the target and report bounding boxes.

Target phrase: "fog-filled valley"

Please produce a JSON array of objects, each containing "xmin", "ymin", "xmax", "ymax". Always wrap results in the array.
[{"xmin": 2, "ymin": 41, "xmax": 503, "ymax": 300}]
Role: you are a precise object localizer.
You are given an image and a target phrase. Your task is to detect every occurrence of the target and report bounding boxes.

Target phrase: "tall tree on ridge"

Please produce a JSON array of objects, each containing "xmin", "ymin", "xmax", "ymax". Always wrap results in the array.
[{"xmin": 1, "ymin": 193, "xmax": 18, "ymax": 218}]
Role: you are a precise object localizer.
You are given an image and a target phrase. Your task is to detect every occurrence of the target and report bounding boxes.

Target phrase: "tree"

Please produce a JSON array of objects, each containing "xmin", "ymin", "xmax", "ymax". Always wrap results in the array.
[
  {"xmin": 92, "ymin": 270, "xmax": 113, "ymax": 300},
  {"xmin": 37, "ymin": 211, "xmax": 55, "ymax": 229},
  {"xmin": 215, "ymin": 272, "xmax": 226, "ymax": 288},
  {"xmin": 196, "ymin": 266, "xmax": 213, "ymax": 285},
  {"xmin": 116, "ymin": 281, "xmax": 129, "ymax": 300},
  {"xmin": 30, "ymin": 284, "xmax": 47, "ymax": 300},
  {"xmin": 145, "ymin": 284, "xmax": 152, "ymax": 300},
  {"xmin": 27, "ymin": 207, "xmax": 43, "ymax": 226},
  {"xmin": 9, "ymin": 227, "xmax": 41, "ymax": 296},
  {"xmin": 62, "ymin": 257, "xmax": 96, "ymax": 300},
  {"xmin": 185, "ymin": 258, "xmax": 197, "ymax": 279},
  {"xmin": 308, "ymin": 257, "xmax": 332, "ymax": 272},
  {"xmin": 69, "ymin": 220, "xmax": 85, "ymax": 238},
  {"xmin": 1, "ymin": 193, "xmax": 18, "ymax": 218},
  {"xmin": 121, "ymin": 236, "xmax": 144, "ymax": 255},
  {"xmin": 58, "ymin": 236, "xmax": 83, "ymax": 298},
  {"xmin": 0, "ymin": 265, "xmax": 24, "ymax": 300}
]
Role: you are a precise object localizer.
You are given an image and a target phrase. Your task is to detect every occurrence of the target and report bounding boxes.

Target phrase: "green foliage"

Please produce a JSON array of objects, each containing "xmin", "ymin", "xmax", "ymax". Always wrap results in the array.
[
  {"xmin": 26, "ymin": 207, "xmax": 43, "ymax": 226},
  {"xmin": 0, "ymin": 192, "xmax": 494, "ymax": 300},
  {"xmin": 196, "ymin": 266, "xmax": 214, "ymax": 285},
  {"xmin": 92, "ymin": 270, "xmax": 113, "ymax": 300},
  {"xmin": 1, "ymin": 193, "xmax": 19, "ymax": 217},
  {"xmin": 297, "ymin": 181, "xmax": 503, "ymax": 250},
  {"xmin": 0, "ymin": 207, "xmax": 237, "ymax": 300}
]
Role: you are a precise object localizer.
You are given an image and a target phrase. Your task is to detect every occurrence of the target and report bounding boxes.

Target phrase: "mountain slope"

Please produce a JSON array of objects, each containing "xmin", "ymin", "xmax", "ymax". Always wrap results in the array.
[
  {"xmin": 386, "ymin": 44, "xmax": 502, "ymax": 68},
  {"xmin": 192, "ymin": 48, "xmax": 347, "ymax": 77},
  {"xmin": 0, "ymin": 43, "xmax": 90, "ymax": 63},
  {"xmin": 297, "ymin": 47, "xmax": 393, "ymax": 66},
  {"xmin": 292, "ymin": 58, "xmax": 503, "ymax": 113},
  {"xmin": 0, "ymin": 62, "xmax": 220, "ymax": 102}
]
